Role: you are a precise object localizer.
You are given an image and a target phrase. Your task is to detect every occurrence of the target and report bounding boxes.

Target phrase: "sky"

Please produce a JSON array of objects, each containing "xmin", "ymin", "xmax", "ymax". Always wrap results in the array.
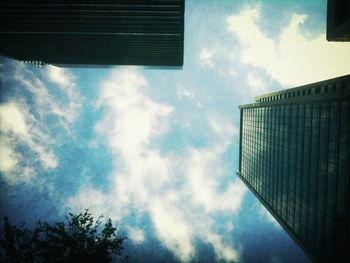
[{"xmin": 1, "ymin": 0, "xmax": 350, "ymax": 262}]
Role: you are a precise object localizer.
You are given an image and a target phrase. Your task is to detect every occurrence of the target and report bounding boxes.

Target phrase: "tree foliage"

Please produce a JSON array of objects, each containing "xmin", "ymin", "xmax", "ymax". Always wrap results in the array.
[{"xmin": 0, "ymin": 210, "xmax": 127, "ymax": 263}]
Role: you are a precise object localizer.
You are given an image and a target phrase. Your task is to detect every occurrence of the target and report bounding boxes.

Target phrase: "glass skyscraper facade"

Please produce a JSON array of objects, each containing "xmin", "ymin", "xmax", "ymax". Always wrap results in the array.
[
  {"xmin": 0, "ymin": 0, "xmax": 184, "ymax": 66},
  {"xmin": 238, "ymin": 75, "xmax": 350, "ymax": 262}
]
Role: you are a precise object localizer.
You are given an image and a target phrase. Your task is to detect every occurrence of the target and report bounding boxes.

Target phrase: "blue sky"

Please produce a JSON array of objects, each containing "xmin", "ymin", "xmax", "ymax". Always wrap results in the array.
[{"xmin": 1, "ymin": 0, "xmax": 350, "ymax": 262}]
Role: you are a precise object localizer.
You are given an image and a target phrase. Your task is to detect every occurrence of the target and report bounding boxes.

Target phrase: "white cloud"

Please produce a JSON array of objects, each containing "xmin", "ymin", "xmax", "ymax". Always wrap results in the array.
[
  {"xmin": 204, "ymin": 232, "xmax": 239, "ymax": 262},
  {"xmin": 0, "ymin": 136, "xmax": 20, "ymax": 173},
  {"xmin": 67, "ymin": 69, "xmax": 246, "ymax": 262},
  {"xmin": 28, "ymin": 143, "xmax": 58, "ymax": 170},
  {"xmin": 227, "ymin": 7, "xmax": 350, "ymax": 87},
  {"xmin": 247, "ymin": 72, "xmax": 267, "ymax": 94},
  {"xmin": 0, "ymin": 102, "xmax": 29, "ymax": 136},
  {"xmin": 13, "ymin": 62, "xmax": 80, "ymax": 131},
  {"xmin": 46, "ymin": 66, "xmax": 73, "ymax": 89},
  {"xmin": 0, "ymin": 60, "xmax": 80, "ymax": 184},
  {"xmin": 44, "ymin": 65, "xmax": 80, "ymax": 125},
  {"xmin": 184, "ymin": 147, "xmax": 246, "ymax": 214},
  {"xmin": 22, "ymin": 167, "xmax": 36, "ymax": 182},
  {"xmin": 227, "ymin": 7, "xmax": 276, "ymax": 70},
  {"xmin": 0, "ymin": 102, "xmax": 58, "ymax": 184},
  {"xmin": 208, "ymin": 114, "xmax": 239, "ymax": 140},
  {"xmin": 217, "ymin": 182, "xmax": 247, "ymax": 213},
  {"xmin": 66, "ymin": 187, "xmax": 108, "ymax": 219},
  {"xmin": 127, "ymin": 227, "xmax": 145, "ymax": 245},
  {"xmin": 185, "ymin": 149, "xmax": 219, "ymax": 213},
  {"xmin": 150, "ymin": 197, "xmax": 195, "ymax": 261},
  {"xmin": 199, "ymin": 48, "xmax": 215, "ymax": 67}
]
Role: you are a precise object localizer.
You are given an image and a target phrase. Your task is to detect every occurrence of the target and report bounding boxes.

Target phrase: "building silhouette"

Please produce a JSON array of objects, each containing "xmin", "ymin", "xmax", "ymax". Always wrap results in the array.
[
  {"xmin": 327, "ymin": 0, "xmax": 350, "ymax": 41},
  {"xmin": 0, "ymin": 0, "xmax": 184, "ymax": 67},
  {"xmin": 237, "ymin": 75, "xmax": 350, "ymax": 262}
]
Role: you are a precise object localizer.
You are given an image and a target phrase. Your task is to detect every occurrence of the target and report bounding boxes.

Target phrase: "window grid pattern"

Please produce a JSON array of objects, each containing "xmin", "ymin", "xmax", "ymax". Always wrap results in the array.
[{"xmin": 240, "ymin": 99, "xmax": 349, "ymax": 263}]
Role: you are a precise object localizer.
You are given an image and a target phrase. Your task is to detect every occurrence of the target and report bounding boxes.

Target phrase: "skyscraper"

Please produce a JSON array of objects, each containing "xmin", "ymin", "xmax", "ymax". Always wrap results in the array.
[
  {"xmin": 0, "ymin": 0, "xmax": 184, "ymax": 66},
  {"xmin": 237, "ymin": 75, "xmax": 350, "ymax": 262},
  {"xmin": 327, "ymin": 0, "xmax": 350, "ymax": 41}
]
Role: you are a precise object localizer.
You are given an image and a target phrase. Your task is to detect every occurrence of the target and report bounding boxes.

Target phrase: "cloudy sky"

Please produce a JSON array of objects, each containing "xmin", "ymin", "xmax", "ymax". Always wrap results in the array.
[{"xmin": 1, "ymin": 0, "xmax": 350, "ymax": 262}]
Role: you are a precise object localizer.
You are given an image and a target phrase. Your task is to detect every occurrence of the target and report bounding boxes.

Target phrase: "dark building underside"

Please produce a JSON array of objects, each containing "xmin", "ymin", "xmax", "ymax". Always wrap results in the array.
[
  {"xmin": 327, "ymin": 0, "xmax": 350, "ymax": 41},
  {"xmin": 0, "ymin": 0, "xmax": 184, "ymax": 66}
]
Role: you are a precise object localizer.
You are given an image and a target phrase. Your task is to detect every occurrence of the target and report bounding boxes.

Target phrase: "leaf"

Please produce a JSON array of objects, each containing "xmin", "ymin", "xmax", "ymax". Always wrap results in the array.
[{"xmin": 0, "ymin": 210, "xmax": 128, "ymax": 262}]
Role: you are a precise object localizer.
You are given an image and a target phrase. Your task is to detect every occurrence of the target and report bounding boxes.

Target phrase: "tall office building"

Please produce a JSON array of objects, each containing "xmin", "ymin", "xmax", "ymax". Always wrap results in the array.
[
  {"xmin": 237, "ymin": 75, "xmax": 350, "ymax": 262},
  {"xmin": 327, "ymin": 0, "xmax": 350, "ymax": 41},
  {"xmin": 0, "ymin": 0, "xmax": 184, "ymax": 66}
]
